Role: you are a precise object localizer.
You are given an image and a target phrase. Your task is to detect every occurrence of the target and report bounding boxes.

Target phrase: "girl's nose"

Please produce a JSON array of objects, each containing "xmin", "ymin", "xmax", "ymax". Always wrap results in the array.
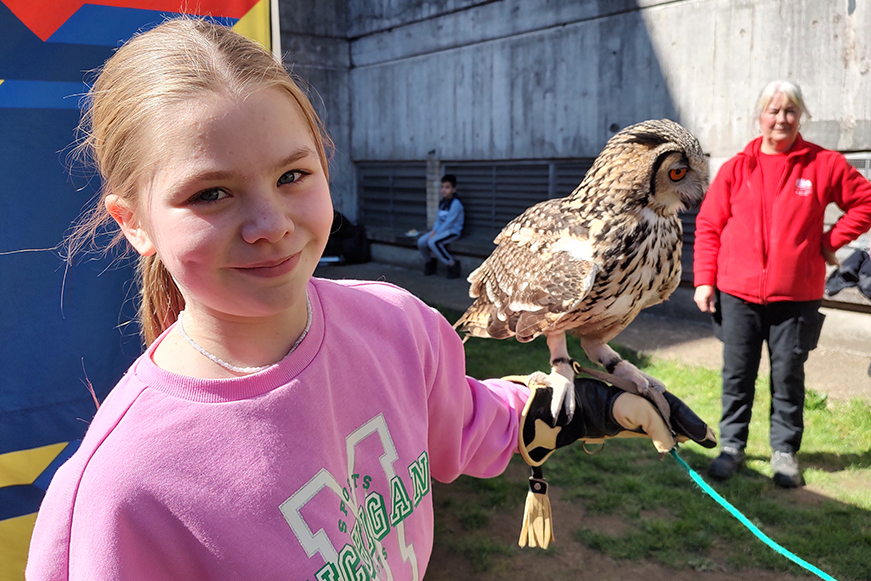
[{"xmin": 241, "ymin": 192, "xmax": 293, "ymax": 244}]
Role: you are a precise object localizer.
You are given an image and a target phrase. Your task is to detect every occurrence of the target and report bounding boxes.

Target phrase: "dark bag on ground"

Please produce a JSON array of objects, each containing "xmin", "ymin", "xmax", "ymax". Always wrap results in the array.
[
  {"xmin": 323, "ymin": 212, "xmax": 371, "ymax": 264},
  {"xmin": 825, "ymin": 249, "xmax": 871, "ymax": 299}
]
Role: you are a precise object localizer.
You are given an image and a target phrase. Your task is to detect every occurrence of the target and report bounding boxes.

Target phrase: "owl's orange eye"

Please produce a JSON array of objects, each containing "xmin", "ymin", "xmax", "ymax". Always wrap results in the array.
[{"xmin": 669, "ymin": 167, "xmax": 687, "ymax": 181}]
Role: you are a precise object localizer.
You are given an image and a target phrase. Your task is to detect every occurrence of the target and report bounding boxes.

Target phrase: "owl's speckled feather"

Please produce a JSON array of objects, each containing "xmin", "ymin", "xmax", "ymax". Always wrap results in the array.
[{"xmin": 456, "ymin": 119, "xmax": 709, "ymax": 369}]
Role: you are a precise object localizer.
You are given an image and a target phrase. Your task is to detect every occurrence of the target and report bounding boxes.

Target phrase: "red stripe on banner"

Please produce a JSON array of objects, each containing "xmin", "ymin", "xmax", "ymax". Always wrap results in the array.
[{"xmin": 2, "ymin": 0, "xmax": 261, "ymax": 41}]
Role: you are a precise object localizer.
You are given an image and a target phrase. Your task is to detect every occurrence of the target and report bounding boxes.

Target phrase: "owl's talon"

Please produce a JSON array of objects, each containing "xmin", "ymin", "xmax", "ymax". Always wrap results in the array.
[
  {"xmin": 541, "ymin": 371, "xmax": 574, "ymax": 426},
  {"xmin": 528, "ymin": 371, "xmax": 549, "ymax": 385},
  {"xmin": 612, "ymin": 361, "xmax": 668, "ymax": 397},
  {"xmin": 640, "ymin": 371, "xmax": 667, "ymax": 394},
  {"xmin": 564, "ymin": 388, "xmax": 576, "ymax": 423}
]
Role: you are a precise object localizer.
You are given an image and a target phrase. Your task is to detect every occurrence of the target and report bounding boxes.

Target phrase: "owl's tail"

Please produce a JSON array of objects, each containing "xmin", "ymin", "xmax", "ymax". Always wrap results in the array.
[
  {"xmin": 454, "ymin": 301, "xmax": 518, "ymax": 341},
  {"xmin": 453, "ymin": 303, "xmax": 493, "ymax": 338}
]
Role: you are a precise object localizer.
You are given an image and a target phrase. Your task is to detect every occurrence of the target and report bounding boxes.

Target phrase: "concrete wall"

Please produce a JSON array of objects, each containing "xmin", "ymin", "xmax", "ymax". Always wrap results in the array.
[
  {"xmin": 639, "ymin": 0, "xmax": 871, "ymax": 172},
  {"xmin": 277, "ymin": 0, "xmax": 355, "ymax": 217},
  {"xmin": 349, "ymin": 0, "xmax": 677, "ymax": 162},
  {"xmin": 281, "ymin": 0, "xmax": 871, "ymax": 214}
]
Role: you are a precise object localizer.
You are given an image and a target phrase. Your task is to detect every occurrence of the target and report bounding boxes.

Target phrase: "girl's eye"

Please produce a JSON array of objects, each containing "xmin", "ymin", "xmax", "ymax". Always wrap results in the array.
[
  {"xmin": 190, "ymin": 188, "xmax": 228, "ymax": 204},
  {"xmin": 669, "ymin": 167, "xmax": 687, "ymax": 181},
  {"xmin": 278, "ymin": 170, "xmax": 306, "ymax": 186}
]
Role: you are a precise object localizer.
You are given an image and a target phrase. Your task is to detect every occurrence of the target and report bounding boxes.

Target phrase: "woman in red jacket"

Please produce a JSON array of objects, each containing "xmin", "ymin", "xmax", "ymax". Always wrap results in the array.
[{"xmin": 694, "ymin": 80, "xmax": 871, "ymax": 488}]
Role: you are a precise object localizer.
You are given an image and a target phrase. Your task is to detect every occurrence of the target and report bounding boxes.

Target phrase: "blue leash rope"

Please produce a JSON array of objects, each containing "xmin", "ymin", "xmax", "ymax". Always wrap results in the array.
[{"xmin": 669, "ymin": 449, "xmax": 838, "ymax": 581}]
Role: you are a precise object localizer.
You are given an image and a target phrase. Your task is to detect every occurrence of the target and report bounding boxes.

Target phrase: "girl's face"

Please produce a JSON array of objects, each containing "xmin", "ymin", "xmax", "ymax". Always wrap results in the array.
[
  {"xmin": 114, "ymin": 87, "xmax": 333, "ymax": 321},
  {"xmin": 759, "ymin": 92, "xmax": 801, "ymax": 153}
]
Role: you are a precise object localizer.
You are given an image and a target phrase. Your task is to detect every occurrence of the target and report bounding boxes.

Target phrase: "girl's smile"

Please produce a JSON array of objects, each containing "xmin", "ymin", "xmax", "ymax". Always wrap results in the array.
[{"xmin": 233, "ymin": 252, "xmax": 301, "ymax": 278}]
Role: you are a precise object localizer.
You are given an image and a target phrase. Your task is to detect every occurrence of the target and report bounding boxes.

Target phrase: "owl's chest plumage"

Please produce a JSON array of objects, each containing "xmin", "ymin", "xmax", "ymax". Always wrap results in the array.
[{"xmin": 557, "ymin": 212, "xmax": 683, "ymax": 337}]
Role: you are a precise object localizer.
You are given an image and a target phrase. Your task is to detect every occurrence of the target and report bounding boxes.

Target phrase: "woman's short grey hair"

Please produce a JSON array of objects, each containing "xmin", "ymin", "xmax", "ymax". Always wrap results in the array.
[{"xmin": 753, "ymin": 80, "xmax": 811, "ymax": 123}]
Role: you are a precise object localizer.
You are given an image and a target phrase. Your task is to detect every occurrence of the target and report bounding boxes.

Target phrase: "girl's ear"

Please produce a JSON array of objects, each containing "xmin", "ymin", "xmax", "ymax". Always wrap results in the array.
[{"xmin": 105, "ymin": 194, "xmax": 156, "ymax": 257}]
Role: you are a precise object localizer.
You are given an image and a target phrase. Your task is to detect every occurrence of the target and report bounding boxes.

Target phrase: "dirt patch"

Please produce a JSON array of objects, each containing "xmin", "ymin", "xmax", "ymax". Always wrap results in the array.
[{"xmin": 425, "ymin": 462, "xmax": 809, "ymax": 581}]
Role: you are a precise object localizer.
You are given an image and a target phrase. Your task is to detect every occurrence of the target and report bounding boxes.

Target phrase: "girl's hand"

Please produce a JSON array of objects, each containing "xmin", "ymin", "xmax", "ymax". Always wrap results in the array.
[
  {"xmin": 694, "ymin": 285, "xmax": 716, "ymax": 313},
  {"xmin": 822, "ymin": 243, "xmax": 840, "ymax": 267}
]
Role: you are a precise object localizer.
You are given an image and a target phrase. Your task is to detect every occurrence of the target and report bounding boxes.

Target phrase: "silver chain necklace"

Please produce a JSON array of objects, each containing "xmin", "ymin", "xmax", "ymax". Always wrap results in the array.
[{"xmin": 176, "ymin": 293, "xmax": 312, "ymax": 374}]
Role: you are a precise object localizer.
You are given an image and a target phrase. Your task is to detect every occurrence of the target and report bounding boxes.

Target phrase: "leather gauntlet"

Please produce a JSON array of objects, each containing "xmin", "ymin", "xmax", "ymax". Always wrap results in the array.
[{"xmin": 507, "ymin": 372, "xmax": 716, "ymax": 548}]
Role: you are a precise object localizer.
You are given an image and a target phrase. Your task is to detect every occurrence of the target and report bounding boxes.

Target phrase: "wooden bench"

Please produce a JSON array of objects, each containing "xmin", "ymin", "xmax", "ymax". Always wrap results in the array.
[{"xmin": 366, "ymin": 226, "xmax": 497, "ymax": 260}]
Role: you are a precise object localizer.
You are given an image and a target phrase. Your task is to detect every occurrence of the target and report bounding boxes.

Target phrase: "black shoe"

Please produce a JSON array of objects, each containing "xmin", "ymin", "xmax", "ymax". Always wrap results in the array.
[
  {"xmin": 423, "ymin": 259, "xmax": 437, "ymax": 276},
  {"xmin": 446, "ymin": 260, "xmax": 461, "ymax": 279},
  {"xmin": 708, "ymin": 447, "xmax": 745, "ymax": 481}
]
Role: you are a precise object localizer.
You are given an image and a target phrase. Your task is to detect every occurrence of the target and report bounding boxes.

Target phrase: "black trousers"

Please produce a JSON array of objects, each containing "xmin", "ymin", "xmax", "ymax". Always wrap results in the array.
[{"xmin": 714, "ymin": 292, "xmax": 824, "ymax": 454}]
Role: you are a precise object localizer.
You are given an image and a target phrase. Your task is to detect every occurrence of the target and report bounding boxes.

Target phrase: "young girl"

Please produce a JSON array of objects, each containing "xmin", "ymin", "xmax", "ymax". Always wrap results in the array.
[
  {"xmin": 26, "ymin": 18, "xmax": 702, "ymax": 580},
  {"xmin": 25, "ymin": 19, "xmax": 531, "ymax": 580}
]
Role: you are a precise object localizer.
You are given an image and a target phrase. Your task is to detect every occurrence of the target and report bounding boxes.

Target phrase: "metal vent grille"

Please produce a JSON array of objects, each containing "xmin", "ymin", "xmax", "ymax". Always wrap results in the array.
[
  {"xmin": 443, "ymin": 163, "xmax": 550, "ymax": 241},
  {"xmin": 357, "ymin": 159, "xmax": 595, "ymax": 243},
  {"xmin": 358, "ymin": 163, "xmax": 427, "ymax": 232},
  {"xmin": 679, "ymin": 208, "xmax": 701, "ymax": 283},
  {"xmin": 553, "ymin": 160, "xmax": 594, "ymax": 198},
  {"xmin": 845, "ymin": 153, "xmax": 871, "ymax": 180},
  {"xmin": 443, "ymin": 160, "xmax": 595, "ymax": 241}
]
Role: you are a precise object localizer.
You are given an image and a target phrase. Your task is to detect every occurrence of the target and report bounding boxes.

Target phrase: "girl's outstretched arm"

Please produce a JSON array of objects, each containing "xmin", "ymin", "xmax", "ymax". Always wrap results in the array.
[{"xmin": 421, "ymin": 309, "xmax": 529, "ymax": 483}]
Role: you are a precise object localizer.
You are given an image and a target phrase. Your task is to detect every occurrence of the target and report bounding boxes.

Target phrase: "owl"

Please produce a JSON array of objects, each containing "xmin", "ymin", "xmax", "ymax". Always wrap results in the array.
[{"xmin": 455, "ymin": 119, "xmax": 709, "ymax": 421}]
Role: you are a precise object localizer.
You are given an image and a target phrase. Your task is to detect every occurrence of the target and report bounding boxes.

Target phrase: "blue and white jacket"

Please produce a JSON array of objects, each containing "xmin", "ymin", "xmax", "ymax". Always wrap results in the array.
[{"xmin": 432, "ymin": 196, "xmax": 464, "ymax": 238}]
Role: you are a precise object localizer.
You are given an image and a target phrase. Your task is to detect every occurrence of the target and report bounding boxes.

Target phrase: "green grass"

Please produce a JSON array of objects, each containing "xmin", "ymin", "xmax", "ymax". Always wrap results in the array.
[
  {"xmin": 434, "ymin": 306, "xmax": 871, "ymax": 580},
  {"xmin": 431, "ymin": 472, "xmax": 528, "ymax": 574}
]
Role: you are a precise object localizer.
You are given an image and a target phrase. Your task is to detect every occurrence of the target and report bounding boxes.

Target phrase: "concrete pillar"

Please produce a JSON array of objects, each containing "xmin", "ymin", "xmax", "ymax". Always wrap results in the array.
[{"xmin": 426, "ymin": 150, "xmax": 441, "ymax": 229}]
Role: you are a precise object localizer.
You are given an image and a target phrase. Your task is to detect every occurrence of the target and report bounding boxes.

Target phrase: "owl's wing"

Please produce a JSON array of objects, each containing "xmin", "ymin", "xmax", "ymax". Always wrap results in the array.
[{"xmin": 466, "ymin": 201, "xmax": 600, "ymax": 341}]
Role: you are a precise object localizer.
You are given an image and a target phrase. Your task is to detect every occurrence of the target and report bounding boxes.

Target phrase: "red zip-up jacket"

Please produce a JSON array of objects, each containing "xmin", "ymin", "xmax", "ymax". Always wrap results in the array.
[{"xmin": 694, "ymin": 134, "xmax": 871, "ymax": 303}]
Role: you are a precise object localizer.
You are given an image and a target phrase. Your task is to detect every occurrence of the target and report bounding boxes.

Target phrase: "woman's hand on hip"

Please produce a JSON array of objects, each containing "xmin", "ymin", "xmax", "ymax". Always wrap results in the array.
[
  {"xmin": 822, "ymin": 242, "xmax": 840, "ymax": 267},
  {"xmin": 694, "ymin": 285, "xmax": 716, "ymax": 313}
]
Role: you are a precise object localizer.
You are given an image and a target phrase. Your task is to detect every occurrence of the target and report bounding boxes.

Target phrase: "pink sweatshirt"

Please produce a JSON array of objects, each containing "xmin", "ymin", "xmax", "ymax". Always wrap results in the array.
[{"xmin": 27, "ymin": 278, "xmax": 528, "ymax": 580}]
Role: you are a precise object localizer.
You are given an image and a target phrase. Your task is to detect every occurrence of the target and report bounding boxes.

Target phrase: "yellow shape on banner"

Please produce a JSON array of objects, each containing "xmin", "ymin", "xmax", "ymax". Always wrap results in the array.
[
  {"xmin": 0, "ymin": 513, "xmax": 37, "ymax": 581},
  {"xmin": 0, "ymin": 443, "xmax": 67, "ymax": 488},
  {"xmin": 233, "ymin": 0, "xmax": 272, "ymax": 51}
]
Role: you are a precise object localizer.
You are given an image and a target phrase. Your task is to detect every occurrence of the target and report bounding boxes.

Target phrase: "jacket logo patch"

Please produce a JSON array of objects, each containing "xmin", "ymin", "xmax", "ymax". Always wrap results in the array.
[{"xmin": 795, "ymin": 178, "xmax": 813, "ymax": 197}]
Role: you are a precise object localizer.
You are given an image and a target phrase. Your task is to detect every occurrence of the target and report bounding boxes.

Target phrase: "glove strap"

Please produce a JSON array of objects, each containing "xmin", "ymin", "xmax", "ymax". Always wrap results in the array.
[{"xmin": 518, "ymin": 466, "xmax": 554, "ymax": 549}]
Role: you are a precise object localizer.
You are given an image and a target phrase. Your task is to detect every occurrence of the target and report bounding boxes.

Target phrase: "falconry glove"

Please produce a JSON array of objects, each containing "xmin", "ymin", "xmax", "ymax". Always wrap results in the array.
[{"xmin": 506, "ymin": 371, "xmax": 717, "ymax": 549}]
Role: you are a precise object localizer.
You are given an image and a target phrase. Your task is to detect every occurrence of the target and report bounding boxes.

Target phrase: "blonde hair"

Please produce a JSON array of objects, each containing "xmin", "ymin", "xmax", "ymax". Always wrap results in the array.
[
  {"xmin": 753, "ymin": 80, "xmax": 811, "ymax": 126},
  {"xmin": 66, "ymin": 17, "xmax": 333, "ymax": 345}
]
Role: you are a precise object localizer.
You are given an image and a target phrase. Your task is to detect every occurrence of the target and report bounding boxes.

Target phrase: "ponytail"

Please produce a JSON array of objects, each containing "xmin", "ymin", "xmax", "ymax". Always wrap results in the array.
[{"xmin": 137, "ymin": 255, "xmax": 185, "ymax": 345}]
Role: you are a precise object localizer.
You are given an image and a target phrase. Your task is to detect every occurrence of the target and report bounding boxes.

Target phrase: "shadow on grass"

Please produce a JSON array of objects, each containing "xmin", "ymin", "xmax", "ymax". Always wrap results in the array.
[
  {"xmin": 799, "ymin": 449, "xmax": 871, "ymax": 472},
  {"xmin": 738, "ymin": 449, "xmax": 871, "ymax": 473}
]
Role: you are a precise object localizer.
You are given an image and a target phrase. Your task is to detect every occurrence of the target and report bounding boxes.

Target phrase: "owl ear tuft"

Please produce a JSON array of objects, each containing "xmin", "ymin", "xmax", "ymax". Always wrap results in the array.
[{"xmin": 625, "ymin": 131, "xmax": 668, "ymax": 148}]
